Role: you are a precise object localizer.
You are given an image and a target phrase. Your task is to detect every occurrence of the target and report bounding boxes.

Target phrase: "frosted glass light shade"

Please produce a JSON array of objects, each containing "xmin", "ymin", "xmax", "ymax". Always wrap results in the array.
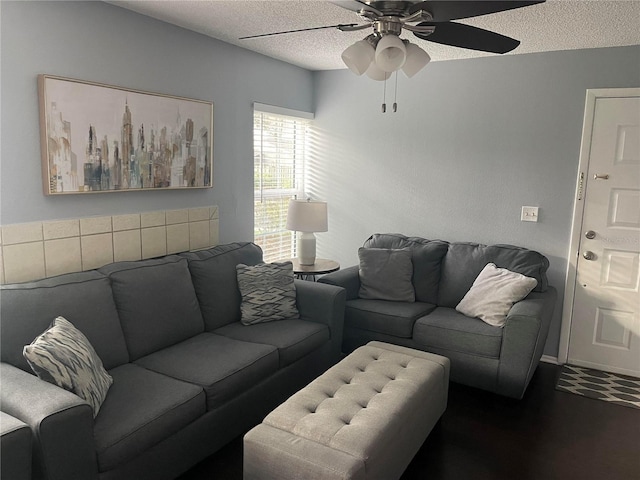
[
  {"xmin": 365, "ymin": 62, "xmax": 392, "ymax": 81},
  {"xmin": 375, "ymin": 35, "xmax": 406, "ymax": 72},
  {"xmin": 342, "ymin": 40, "xmax": 375, "ymax": 75},
  {"xmin": 286, "ymin": 200, "xmax": 328, "ymax": 233},
  {"xmin": 402, "ymin": 43, "xmax": 431, "ymax": 78}
]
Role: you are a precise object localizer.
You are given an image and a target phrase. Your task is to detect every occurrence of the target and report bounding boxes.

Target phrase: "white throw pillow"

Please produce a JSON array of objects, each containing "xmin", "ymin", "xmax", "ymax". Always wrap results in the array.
[
  {"xmin": 23, "ymin": 316, "xmax": 113, "ymax": 417},
  {"xmin": 456, "ymin": 263, "xmax": 538, "ymax": 327}
]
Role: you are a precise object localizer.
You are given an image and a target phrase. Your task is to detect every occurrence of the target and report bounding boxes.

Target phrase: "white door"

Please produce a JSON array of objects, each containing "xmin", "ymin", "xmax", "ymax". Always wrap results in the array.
[{"xmin": 568, "ymin": 90, "xmax": 640, "ymax": 377}]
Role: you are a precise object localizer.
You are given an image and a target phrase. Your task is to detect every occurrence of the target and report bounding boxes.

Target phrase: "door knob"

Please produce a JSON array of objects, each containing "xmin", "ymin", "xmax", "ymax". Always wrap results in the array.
[
  {"xmin": 583, "ymin": 251, "xmax": 596, "ymax": 260},
  {"xmin": 585, "ymin": 230, "xmax": 596, "ymax": 239}
]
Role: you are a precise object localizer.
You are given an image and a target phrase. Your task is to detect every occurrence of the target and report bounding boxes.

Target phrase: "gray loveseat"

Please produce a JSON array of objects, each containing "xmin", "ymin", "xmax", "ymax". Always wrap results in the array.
[
  {"xmin": 0, "ymin": 242, "xmax": 346, "ymax": 480},
  {"xmin": 319, "ymin": 234, "xmax": 557, "ymax": 399}
]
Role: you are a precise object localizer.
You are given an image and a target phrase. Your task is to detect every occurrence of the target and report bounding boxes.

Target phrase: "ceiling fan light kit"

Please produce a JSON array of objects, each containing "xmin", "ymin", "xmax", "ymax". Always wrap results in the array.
[
  {"xmin": 342, "ymin": 15, "xmax": 431, "ymax": 79},
  {"xmin": 345, "ymin": 34, "xmax": 431, "ymax": 78}
]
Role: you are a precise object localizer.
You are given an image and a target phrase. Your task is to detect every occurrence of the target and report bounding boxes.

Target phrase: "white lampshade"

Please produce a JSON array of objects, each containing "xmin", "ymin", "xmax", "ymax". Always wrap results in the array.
[
  {"xmin": 402, "ymin": 43, "xmax": 431, "ymax": 78},
  {"xmin": 342, "ymin": 39, "xmax": 375, "ymax": 76},
  {"xmin": 375, "ymin": 34, "xmax": 407, "ymax": 72},
  {"xmin": 286, "ymin": 199, "xmax": 328, "ymax": 233},
  {"xmin": 365, "ymin": 62, "xmax": 392, "ymax": 81}
]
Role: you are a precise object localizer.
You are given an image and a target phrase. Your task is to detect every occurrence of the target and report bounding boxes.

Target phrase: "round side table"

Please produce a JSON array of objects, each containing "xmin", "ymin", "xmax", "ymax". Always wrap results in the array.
[{"xmin": 288, "ymin": 258, "xmax": 340, "ymax": 281}]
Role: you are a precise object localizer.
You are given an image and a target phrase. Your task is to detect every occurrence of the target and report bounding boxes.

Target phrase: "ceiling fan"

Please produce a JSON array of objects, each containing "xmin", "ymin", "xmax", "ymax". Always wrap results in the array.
[{"xmin": 240, "ymin": 1, "xmax": 545, "ymax": 80}]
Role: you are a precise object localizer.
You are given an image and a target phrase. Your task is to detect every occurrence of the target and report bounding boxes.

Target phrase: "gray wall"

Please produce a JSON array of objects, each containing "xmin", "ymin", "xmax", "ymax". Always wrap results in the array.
[
  {"xmin": 311, "ymin": 45, "xmax": 640, "ymax": 357},
  {"xmin": 0, "ymin": 1, "xmax": 313, "ymax": 243}
]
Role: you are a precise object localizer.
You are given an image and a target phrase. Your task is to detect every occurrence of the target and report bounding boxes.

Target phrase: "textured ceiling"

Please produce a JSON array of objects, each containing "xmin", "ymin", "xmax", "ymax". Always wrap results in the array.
[{"xmin": 108, "ymin": 0, "xmax": 640, "ymax": 71}]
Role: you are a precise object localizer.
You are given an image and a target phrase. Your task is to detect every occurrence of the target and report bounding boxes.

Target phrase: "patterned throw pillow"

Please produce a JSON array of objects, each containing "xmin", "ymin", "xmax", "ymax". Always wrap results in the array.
[
  {"xmin": 236, "ymin": 262, "xmax": 300, "ymax": 325},
  {"xmin": 23, "ymin": 316, "xmax": 113, "ymax": 417}
]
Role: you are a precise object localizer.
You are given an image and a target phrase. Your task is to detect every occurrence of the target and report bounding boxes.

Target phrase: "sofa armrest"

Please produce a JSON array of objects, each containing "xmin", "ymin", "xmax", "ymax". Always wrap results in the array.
[
  {"xmin": 295, "ymin": 280, "xmax": 346, "ymax": 360},
  {"xmin": 1, "ymin": 411, "xmax": 32, "ymax": 480},
  {"xmin": 0, "ymin": 363, "xmax": 98, "ymax": 480},
  {"xmin": 317, "ymin": 265, "xmax": 360, "ymax": 300},
  {"xmin": 497, "ymin": 286, "xmax": 558, "ymax": 399}
]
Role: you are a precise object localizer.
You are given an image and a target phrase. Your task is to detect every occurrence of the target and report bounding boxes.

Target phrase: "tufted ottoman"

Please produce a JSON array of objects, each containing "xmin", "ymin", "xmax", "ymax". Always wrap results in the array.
[{"xmin": 243, "ymin": 341, "xmax": 449, "ymax": 480}]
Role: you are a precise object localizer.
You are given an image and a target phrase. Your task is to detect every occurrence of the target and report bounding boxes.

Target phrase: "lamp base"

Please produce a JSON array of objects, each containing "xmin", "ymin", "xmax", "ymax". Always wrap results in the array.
[{"xmin": 297, "ymin": 232, "xmax": 316, "ymax": 266}]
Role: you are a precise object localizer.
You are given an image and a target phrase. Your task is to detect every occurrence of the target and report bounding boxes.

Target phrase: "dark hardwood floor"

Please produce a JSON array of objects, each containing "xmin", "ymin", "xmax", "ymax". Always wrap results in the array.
[{"xmin": 179, "ymin": 363, "xmax": 640, "ymax": 480}]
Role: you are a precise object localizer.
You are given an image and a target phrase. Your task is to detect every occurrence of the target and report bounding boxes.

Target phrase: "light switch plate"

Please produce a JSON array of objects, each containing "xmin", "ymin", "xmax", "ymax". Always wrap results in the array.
[{"xmin": 521, "ymin": 206, "xmax": 539, "ymax": 222}]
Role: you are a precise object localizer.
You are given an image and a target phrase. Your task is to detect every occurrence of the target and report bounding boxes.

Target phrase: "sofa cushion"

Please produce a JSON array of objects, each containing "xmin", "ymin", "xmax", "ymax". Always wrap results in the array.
[
  {"xmin": 345, "ymin": 299, "xmax": 437, "ymax": 338},
  {"xmin": 438, "ymin": 243, "xmax": 549, "ymax": 308},
  {"xmin": 134, "ymin": 333, "xmax": 278, "ymax": 410},
  {"xmin": 214, "ymin": 319, "xmax": 329, "ymax": 367},
  {"xmin": 236, "ymin": 262, "xmax": 300, "ymax": 325},
  {"xmin": 181, "ymin": 243, "xmax": 263, "ymax": 330},
  {"xmin": 456, "ymin": 263, "xmax": 538, "ymax": 327},
  {"xmin": 94, "ymin": 363, "xmax": 205, "ymax": 472},
  {"xmin": 363, "ymin": 234, "xmax": 449, "ymax": 304},
  {"xmin": 358, "ymin": 247, "xmax": 415, "ymax": 302},
  {"xmin": 23, "ymin": 316, "xmax": 113, "ymax": 417},
  {"xmin": 0, "ymin": 271, "xmax": 128, "ymax": 371},
  {"xmin": 100, "ymin": 256, "xmax": 204, "ymax": 361},
  {"xmin": 413, "ymin": 307, "xmax": 503, "ymax": 358}
]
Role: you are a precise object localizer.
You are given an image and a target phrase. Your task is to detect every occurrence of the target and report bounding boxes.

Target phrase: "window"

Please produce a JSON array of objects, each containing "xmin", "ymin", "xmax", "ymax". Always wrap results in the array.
[{"xmin": 253, "ymin": 104, "xmax": 313, "ymax": 262}]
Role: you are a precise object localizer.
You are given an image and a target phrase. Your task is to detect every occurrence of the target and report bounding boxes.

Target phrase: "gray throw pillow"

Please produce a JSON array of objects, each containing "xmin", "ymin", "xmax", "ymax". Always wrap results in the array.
[
  {"xmin": 236, "ymin": 262, "xmax": 300, "ymax": 325},
  {"xmin": 358, "ymin": 247, "xmax": 415, "ymax": 302},
  {"xmin": 23, "ymin": 316, "xmax": 113, "ymax": 417}
]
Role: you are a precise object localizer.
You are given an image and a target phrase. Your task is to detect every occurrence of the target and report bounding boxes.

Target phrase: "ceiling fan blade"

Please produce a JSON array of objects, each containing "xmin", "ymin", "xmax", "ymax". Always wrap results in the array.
[
  {"xmin": 409, "ymin": 1, "xmax": 545, "ymax": 22},
  {"xmin": 329, "ymin": 0, "xmax": 384, "ymax": 16},
  {"xmin": 414, "ymin": 22, "xmax": 520, "ymax": 54},
  {"xmin": 239, "ymin": 24, "xmax": 357, "ymax": 40}
]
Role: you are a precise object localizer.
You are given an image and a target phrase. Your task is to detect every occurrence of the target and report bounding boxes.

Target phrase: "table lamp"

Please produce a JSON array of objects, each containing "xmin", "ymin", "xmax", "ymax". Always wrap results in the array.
[{"xmin": 286, "ymin": 199, "xmax": 328, "ymax": 265}]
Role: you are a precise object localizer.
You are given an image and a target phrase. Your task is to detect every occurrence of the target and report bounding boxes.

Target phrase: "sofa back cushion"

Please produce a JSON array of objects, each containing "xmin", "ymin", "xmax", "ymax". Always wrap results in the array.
[
  {"xmin": 99, "ymin": 256, "xmax": 204, "ymax": 360},
  {"xmin": 363, "ymin": 234, "xmax": 449, "ymax": 304},
  {"xmin": 180, "ymin": 243, "xmax": 263, "ymax": 330},
  {"xmin": 438, "ymin": 243, "xmax": 549, "ymax": 308},
  {"xmin": 0, "ymin": 271, "xmax": 129, "ymax": 372}
]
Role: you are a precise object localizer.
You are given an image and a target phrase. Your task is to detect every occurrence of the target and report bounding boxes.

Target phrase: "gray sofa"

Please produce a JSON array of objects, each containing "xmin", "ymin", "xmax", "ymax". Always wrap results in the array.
[
  {"xmin": 0, "ymin": 242, "xmax": 346, "ymax": 480},
  {"xmin": 319, "ymin": 234, "xmax": 557, "ymax": 399}
]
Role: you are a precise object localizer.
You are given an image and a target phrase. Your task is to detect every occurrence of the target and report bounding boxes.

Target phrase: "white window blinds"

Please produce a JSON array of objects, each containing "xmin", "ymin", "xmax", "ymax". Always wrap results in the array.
[{"xmin": 253, "ymin": 104, "xmax": 313, "ymax": 262}]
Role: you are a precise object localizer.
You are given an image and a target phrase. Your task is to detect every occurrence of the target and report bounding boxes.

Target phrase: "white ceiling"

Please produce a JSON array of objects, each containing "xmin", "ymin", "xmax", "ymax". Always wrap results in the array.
[{"xmin": 108, "ymin": 0, "xmax": 640, "ymax": 71}]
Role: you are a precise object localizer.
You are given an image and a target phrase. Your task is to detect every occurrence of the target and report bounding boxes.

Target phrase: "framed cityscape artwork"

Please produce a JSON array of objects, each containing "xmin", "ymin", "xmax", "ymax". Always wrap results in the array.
[{"xmin": 38, "ymin": 74, "xmax": 213, "ymax": 195}]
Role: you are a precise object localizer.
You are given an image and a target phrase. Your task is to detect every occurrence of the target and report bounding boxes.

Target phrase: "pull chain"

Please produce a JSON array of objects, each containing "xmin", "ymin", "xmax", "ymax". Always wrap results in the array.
[
  {"xmin": 382, "ymin": 76, "xmax": 387, "ymax": 113},
  {"xmin": 393, "ymin": 71, "xmax": 398, "ymax": 113},
  {"xmin": 380, "ymin": 73, "xmax": 399, "ymax": 113}
]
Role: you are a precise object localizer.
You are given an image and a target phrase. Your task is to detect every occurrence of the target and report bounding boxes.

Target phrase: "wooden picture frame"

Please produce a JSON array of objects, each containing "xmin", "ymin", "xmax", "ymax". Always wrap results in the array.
[{"xmin": 38, "ymin": 75, "xmax": 213, "ymax": 195}]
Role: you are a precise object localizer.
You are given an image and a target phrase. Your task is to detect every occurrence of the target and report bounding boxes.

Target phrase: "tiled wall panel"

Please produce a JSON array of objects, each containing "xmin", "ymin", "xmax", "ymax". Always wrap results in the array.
[{"xmin": 0, "ymin": 205, "xmax": 219, "ymax": 284}]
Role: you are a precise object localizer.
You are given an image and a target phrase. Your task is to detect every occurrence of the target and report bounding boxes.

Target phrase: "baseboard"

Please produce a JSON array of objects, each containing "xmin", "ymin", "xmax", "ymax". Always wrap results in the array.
[{"xmin": 540, "ymin": 355, "xmax": 559, "ymax": 365}]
